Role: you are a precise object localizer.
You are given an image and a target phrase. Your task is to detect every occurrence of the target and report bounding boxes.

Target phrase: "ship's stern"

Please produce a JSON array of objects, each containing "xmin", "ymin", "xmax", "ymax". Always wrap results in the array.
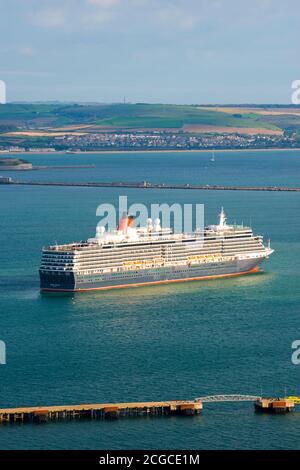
[
  {"xmin": 39, "ymin": 269, "xmax": 76, "ymax": 292},
  {"xmin": 39, "ymin": 246, "xmax": 77, "ymax": 292}
]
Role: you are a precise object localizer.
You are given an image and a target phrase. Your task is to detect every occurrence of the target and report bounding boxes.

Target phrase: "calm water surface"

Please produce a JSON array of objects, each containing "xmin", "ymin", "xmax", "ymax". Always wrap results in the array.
[{"xmin": 0, "ymin": 150, "xmax": 300, "ymax": 449}]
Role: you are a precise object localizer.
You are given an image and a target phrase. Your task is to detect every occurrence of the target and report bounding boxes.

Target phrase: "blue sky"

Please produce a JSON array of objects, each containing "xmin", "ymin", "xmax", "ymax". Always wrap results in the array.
[{"xmin": 0, "ymin": 0, "xmax": 299, "ymax": 103}]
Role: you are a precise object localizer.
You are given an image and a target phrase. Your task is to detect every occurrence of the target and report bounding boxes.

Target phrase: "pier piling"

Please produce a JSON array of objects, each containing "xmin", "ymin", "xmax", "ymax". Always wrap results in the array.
[
  {"xmin": 0, "ymin": 396, "xmax": 296, "ymax": 424},
  {"xmin": 0, "ymin": 400, "xmax": 202, "ymax": 425}
]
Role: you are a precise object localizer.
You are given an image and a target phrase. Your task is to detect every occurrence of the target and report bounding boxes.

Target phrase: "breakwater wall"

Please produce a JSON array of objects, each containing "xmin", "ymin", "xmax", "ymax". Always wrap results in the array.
[{"xmin": 2, "ymin": 179, "xmax": 300, "ymax": 192}]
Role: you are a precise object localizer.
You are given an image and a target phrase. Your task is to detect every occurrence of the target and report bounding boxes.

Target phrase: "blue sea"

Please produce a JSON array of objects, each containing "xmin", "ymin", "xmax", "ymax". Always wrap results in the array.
[{"xmin": 0, "ymin": 150, "xmax": 300, "ymax": 449}]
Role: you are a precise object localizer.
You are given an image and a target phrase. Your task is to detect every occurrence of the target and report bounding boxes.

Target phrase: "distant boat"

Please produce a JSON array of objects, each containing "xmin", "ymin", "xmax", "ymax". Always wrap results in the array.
[{"xmin": 210, "ymin": 151, "xmax": 215, "ymax": 162}]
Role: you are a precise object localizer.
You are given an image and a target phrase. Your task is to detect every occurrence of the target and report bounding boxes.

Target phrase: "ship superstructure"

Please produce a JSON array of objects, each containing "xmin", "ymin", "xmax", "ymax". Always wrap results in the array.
[{"xmin": 39, "ymin": 209, "xmax": 273, "ymax": 292}]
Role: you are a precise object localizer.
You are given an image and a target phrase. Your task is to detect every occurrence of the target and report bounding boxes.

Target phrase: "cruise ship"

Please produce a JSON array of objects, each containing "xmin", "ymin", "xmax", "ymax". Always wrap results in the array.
[{"xmin": 39, "ymin": 209, "xmax": 273, "ymax": 292}]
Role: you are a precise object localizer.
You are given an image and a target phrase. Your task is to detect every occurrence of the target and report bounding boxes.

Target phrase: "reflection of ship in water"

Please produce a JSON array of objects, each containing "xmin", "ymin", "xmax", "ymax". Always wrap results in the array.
[{"xmin": 39, "ymin": 208, "xmax": 274, "ymax": 293}]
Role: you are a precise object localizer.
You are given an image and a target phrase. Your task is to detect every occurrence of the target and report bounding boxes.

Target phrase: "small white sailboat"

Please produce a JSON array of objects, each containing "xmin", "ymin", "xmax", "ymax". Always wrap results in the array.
[{"xmin": 210, "ymin": 150, "xmax": 215, "ymax": 162}]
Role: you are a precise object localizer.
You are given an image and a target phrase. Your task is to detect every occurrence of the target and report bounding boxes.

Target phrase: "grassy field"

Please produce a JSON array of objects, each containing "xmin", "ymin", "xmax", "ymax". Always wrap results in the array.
[{"xmin": 0, "ymin": 103, "xmax": 284, "ymax": 133}]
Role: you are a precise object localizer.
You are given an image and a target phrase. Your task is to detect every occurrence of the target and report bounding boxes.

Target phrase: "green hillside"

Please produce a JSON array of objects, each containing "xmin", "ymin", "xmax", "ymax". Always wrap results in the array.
[{"xmin": 0, "ymin": 103, "xmax": 281, "ymax": 131}]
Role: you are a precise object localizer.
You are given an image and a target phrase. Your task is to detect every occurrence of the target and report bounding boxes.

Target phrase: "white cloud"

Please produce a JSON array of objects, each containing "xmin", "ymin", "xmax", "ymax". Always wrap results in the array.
[
  {"xmin": 0, "ymin": 70, "xmax": 54, "ymax": 77},
  {"xmin": 155, "ymin": 5, "xmax": 199, "ymax": 31},
  {"xmin": 19, "ymin": 46, "xmax": 36, "ymax": 57},
  {"xmin": 256, "ymin": 0, "xmax": 273, "ymax": 9},
  {"xmin": 84, "ymin": 9, "xmax": 115, "ymax": 25},
  {"xmin": 86, "ymin": 0, "xmax": 120, "ymax": 7},
  {"xmin": 29, "ymin": 1, "xmax": 119, "ymax": 29},
  {"xmin": 32, "ymin": 8, "xmax": 66, "ymax": 27}
]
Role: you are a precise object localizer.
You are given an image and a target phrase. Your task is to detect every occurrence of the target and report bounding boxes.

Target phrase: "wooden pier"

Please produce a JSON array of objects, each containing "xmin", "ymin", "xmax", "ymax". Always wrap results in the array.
[
  {"xmin": 0, "ymin": 400, "xmax": 202, "ymax": 424},
  {"xmin": 0, "ymin": 395, "xmax": 298, "ymax": 424}
]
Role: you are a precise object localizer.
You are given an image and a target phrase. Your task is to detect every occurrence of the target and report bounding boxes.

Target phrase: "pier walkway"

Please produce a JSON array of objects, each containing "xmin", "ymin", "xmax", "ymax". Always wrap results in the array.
[{"xmin": 195, "ymin": 394, "xmax": 260, "ymax": 402}]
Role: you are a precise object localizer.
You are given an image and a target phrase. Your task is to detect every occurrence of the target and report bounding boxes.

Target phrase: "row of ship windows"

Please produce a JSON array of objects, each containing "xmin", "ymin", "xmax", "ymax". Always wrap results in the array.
[
  {"xmin": 41, "ymin": 251, "xmax": 263, "ymax": 269},
  {"xmin": 41, "ymin": 245, "xmax": 263, "ymax": 264},
  {"xmin": 76, "ymin": 267, "xmax": 227, "ymax": 282},
  {"xmin": 77, "ymin": 263, "xmax": 228, "ymax": 277},
  {"xmin": 72, "ymin": 249, "xmax": 263, "ymax": 264},
  {"xmin": 40, "ymin": 271, "xmax": 71, "ymax": 276},
  {"xmin": 42, "ymin": 236, "xmax": 260, "ymax": 258},
  {"xmin": 42, "ymin": 240, "xmax": 262, "ymax": 258},
  {"xmin": 45, "ymin": 233, "xmax": 254, "ymax": 253}
]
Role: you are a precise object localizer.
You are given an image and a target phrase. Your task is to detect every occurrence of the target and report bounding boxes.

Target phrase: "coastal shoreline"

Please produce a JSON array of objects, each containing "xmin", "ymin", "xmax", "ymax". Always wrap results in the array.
[{"xmin": 1, "ymin": 147, "xmax": 300, "ymax": 156}]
